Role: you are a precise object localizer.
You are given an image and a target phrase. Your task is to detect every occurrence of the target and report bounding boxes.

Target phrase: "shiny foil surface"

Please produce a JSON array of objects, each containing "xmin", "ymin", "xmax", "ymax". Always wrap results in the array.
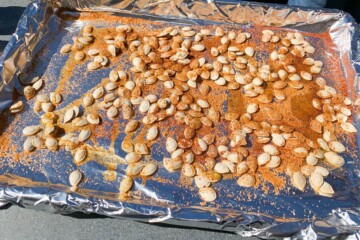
[{"xmin": 0, "ymin": 0, "xmax": 360, "ymax": 238}]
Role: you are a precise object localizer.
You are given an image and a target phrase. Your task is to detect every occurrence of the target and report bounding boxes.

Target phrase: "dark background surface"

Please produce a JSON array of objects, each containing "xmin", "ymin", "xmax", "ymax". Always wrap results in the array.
[{"xmin": 0, "ymin": 0, "xmax": 358, "ymax": 239}]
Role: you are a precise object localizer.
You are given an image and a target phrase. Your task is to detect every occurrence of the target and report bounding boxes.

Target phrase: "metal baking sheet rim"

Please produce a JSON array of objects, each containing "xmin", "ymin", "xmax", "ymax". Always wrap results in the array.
[{"xmin": 1, "ymin": 0, "xmax": 360, "ymax": 238}]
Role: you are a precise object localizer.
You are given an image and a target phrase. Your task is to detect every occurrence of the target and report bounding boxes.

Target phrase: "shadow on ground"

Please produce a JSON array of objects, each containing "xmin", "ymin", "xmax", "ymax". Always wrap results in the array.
[
  {"xmin": 0, "ymin": 6, "xmax": 26, "ymax": 35},
  {"xmin": 0, "ymin": 7, "xmax": 25, "ymax": 54}
]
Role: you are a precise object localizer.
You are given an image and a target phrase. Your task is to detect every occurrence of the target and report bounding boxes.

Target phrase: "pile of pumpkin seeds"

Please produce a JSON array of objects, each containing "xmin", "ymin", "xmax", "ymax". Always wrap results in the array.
[{"xmin": 13, "ymin": 23, "xmax": 358, "ymax": 202}]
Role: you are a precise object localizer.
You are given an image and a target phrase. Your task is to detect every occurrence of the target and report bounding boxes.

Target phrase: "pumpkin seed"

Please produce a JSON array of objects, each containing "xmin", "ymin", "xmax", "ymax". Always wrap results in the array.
[
  {"xmin": 126, "ymin": 162, "xmax": 144, "ymax": 176},
  {"xmin": 60, "ymin": 44, "xmax": 72, "ymax": 53},
  {"xmin": 324, "ymin": 151, "xmax": 345, "ymax": 168},
  {"xmin": 119, "ymin": 176, "xmax": 133, "ymax": 194},
  {"xmin": 31, "ymin": 137, "xmax": 42, "ymax": 149},
  {"xmin": 214, "ymin": 162, "xmax": 229, "ymax": 174},
  {"xmin": 195, "ymin": 175, "xmax": 211, "ymax": 188},
  {"xmin": 83, "ymin": 95, "xmax": 94, "ymax": 107},
  {"xmin": 341, "ymin": 122, "xmax": 357, "ymax": 133},
  {"xmin": 244, "ymin": 47, "xmax": 254, "ymax": 57},
  {"xmin": 328, "ymin": 141, "xmax": 345, "ymax": 153},
  {"xmin": 69, "ymin": 169, "xmax": 82, "ymax": 191},
  {"xmin": 199, "ymin": 187, "xmax": 217, "ymax": 202},
  {"xmin": 23, "ymin": 125, "xmax": 41, "ymax": 136},
  {"xmin": 140, "ymin": 163, "xmax": 158, "ymax": 176},
  {"xmin": 79, "ymin": 129, "xmax": 91, "ymax": 142},
  {"xmin": 23, "ymin": 138, "xmax": 35, "ymax": 152},
  {"xmin": 170, "ymin": 148, "xmax": 183, "ymax": 159},
  {"xmin": 263, "ymin": 144, "xmax": 279, "ymax": 155},
  {"xmin": 309, "ymin": 172, "xmax": 324, "ymax": 191},
  {"xmin": 300, "ymin": 164, "xmax": 314, "ymax": 177},
  {"xmin": 107, "ymin": 45, "xmax": 118, "ymax": 57},
  {"xmin": 24, "ymin": 86, "xmax": 36, "ymax": 100},
  {"xmin": 318, "ymin": 181, "xmax": 334, "ymax": 197},
  {"xmin": 87, "ymin": 114, "xmax": 100, "ymax": 124},
  {"xmin": 163, "ymin": 157, "xmax": 183, "ymax": 172},
  {"xmin": 237, "ymin": 162, "xmax": 249, "ymax": 175},
  {"xmin": 292, "ymin": 171, "xmax": 306, "ymax": 191},
  {"xmin": 257, "ymin": 152, "xmax": 271, "ymax": 166},
  {"xmin": 306, "ymin": 153, "xmax": 318, "ymax": 165},
  {"xmin": 293, "ymin": 147, "xmax": 308, "ymax": 158},
  {"xmin": 125, "ymin": 152, "xmax": 142, "ymax": 163},
  {"xmin": 10, "ymin": 100, "xmax": 24, "ymax": 113},
  {"xmin": 246, "ymin": 103, "xmax": 258, "ymax": 114},
  {"xmin": 42, "ymin": 102, "xmax": 55, "ymax": 113},
  {"xmin": 32, "ymin": 78, "xmax": 44, "ymax": 91},
  {"xmin": 125, "ymin": 120, "xmax": 139, "ymax": 133},
  {"xmin": 92, "ymin": 87, "xmax": 104, "ymax": 99},
  {"xmin": 139, "ymin": 100, "xmax": 150, "ymax": 113},
  {"xmin": 314, "ymin": 166, "xmax": 329, "ymax": 177},
  {"xmin": 182, "ymin": 163, "xmax": 196, "ymax": 177},
  {"xmin": 50, "ymin": 92, "xmax": 62, "ymax": 105},
  {"xmin": 74, "ymin": 148, "xmax": 87, "ymax": 163},
  {"xmin": 63, "ymin": 108, "xmax": 75, "ymax": 123},
  {"xmin": 166, "ymin": 137, "xmax": 177, "ymax": 153},
  {"xmin": 191, "ymin": 44, "xmax": 205, "ymax": 52},
  {"xmin": 237, "ymin": 174, "xmax": 255, "ymax": 187}
]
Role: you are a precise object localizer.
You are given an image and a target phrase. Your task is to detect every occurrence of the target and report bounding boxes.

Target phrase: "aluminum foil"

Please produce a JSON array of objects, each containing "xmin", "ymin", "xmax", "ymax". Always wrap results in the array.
[{"xmin": 1, "ymin": 0, "xmax": 360, "ymax": 238}]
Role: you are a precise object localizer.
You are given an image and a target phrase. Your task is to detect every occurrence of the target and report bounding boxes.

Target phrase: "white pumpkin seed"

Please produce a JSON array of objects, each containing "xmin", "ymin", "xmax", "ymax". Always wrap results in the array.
[
  {"xmin": 69, "ymin": 169, "xmax": 82, "ymax": 191},
  {"xmin": 9, "ymin": 100, "xmax": 24, "ymax": 113},
  {"xmin": 266, "ymin": 156, "xmax": 281, "ymax": 168},
  {"xmin": 263, "ymin": 144, "xmax": 279, "ymax": 155},
  {"xmin": 292, "ymin": 171, "xmax": 306, "ymax": 191},
  {"xmin": 163, "ymin": 157, "xmax": 183, "ymax": 172},
  {"xmin": 314, "ymin": 166, "xmax": 329, "ymax": 177},
  {"xmin": 244, "ymin": 47, "xmax": 254, "ymax": 57},
  {"xmin": 32, "ymin": 78, "xmax": 43, "ymax": 91},
  {"xmin": 74, "ymin": 148, "xmax": 87, "ymax": 163},
  {"xmin": 199, "ymin": 187, "xmax": 217, "ymax": 202},
  {"xmin": 328, "ymin": 141, "xmax": 345, "ymax": 153},
  {"xmin": 50, "ymin": 92, "xmax": 62, "ymax": 104},
  {"xmin": 324, "ymin": 151, "xmax": 345, "ymax": 168},
  {"xmin": 306, "ymin": 153, "xmax": 318, "ymax": 165},
  {"xmin": 83, "ymin": 95, "xmax": 94, "ymax": 107},
  {"xmin": 87, "ymin": 114, "xmax": 100, "ymax": 124},
  {"xmin": 195, "ymin": 175, "xmax": 210, "ymax": 188},
  {"xmin": 341, "ymin": 122, "xmax": 357, "ymax": 133},
  {"xmin": 318, "ymin": 181, "xmax": 334, "ymax": 197},
  {"xmin": 214, "ymin": 162, "xmax": 229, "ymax": 174},
  {"xmin": 257, "ymin": 152, "xmax": 271, "ymax": 166},
  {"xmin": 166, "ymin": 137, "xmax": 177, "ymax": 153},
  {"xmin": 246, "ymin": 103, "xmax": 258, "ymax": 114},
  {"xmin": 126, "ymin": 163, "xmax": 144, "ymax": 176},
  {"xmin": 23, "ymin": 125, "xmax": 41, "ymax": 136},
  {"xmin": 79, "ymin": 129, "xmax": 91, "ymax": 142},
  {"xmin": 309, "ymin": 172, "xmax": 324, "ymax": 191},
  {"xmin": 171, "ymin": 148, "xmax": 184, "ymax": 159},
  {"xmin": 237, "ymin": 174, "xmax": 255, "ymax": 187},
  {"xmin": 125, "ymin": 152, "xmax": 142, "ymax": 163},
  {"xmin": 139, "ymin": 100, "xmax": 150, "ymax": 113},
  {"xmin": 140, "ymin": 163, "xmax": 158, "ymax": 176},
  {"xmin": 191, "ymin": 44, "xmax": 205, "ymax": 52},
  {"xmin": 23, "ymin": 138, "xmax": 35, "ymax": 152},
  {"xmin": 92, "ymin": 87, "xmax": 104, "ymax": 99}
]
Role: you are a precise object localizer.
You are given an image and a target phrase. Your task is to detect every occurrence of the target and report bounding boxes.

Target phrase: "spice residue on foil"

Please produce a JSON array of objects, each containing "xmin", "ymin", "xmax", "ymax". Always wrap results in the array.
[{"xmin": 0, "ymin": 11, "xmax": 358, "ymax": 207}]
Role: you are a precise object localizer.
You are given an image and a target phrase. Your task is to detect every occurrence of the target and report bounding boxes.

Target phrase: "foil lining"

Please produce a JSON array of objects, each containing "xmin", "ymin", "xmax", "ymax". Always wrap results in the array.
[{"xmin": 1, "ymin": 0, "xmax": 360, "ymax": 238}]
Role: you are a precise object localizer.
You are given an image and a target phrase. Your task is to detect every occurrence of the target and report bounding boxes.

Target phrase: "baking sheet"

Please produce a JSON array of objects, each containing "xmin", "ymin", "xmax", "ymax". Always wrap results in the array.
[{"xmin": 1, "ymin": 0, "xmax": 360, "ymax": 238}]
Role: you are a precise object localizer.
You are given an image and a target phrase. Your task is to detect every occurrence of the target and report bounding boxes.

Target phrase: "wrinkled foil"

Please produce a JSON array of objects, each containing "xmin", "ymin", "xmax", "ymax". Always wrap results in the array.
[{"xmin": 1, "ymin": 0, "xmax": 360, "ymax": 238}]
